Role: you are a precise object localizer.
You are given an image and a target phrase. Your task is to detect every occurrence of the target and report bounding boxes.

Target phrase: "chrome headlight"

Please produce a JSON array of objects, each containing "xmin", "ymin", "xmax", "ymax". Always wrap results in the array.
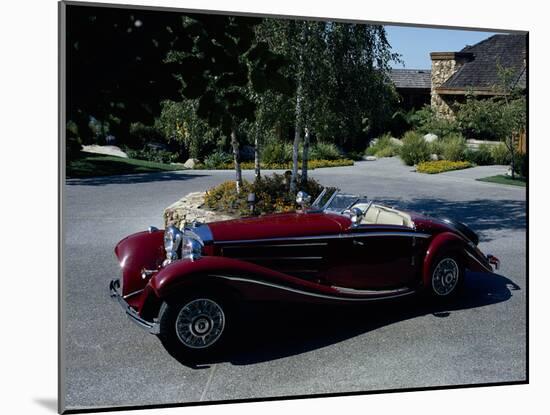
[
  {"xmin": 181, "ymin": 235, "xmax": 204, "ymax": 261},
  {"xmin": 163, "ymin": 225, "xmax": 183, "ymax": 265}
]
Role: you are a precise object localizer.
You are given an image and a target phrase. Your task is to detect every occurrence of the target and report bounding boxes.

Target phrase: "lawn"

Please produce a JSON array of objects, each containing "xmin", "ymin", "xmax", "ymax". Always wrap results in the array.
[
  {"xmin": 66, "ymin": 152, "xmax": 185, "ymax": 178},
  {"xmin": 477, "ymin": 175, "xmax": 526, "ymax": 187}
]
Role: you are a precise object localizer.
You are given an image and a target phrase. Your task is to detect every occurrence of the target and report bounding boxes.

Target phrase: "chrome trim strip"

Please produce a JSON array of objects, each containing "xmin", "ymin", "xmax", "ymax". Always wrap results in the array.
[
  {"xmin": 122, "ymin": 288, "xmax": 145, "ymax": 300},
  {"xmin": 465, "ymin": 250, "xmax": 492, "ymax": 273},
  {"xmin": 209, "ymin": 275, "xmax": 416, "ymax": 302},
  {"xmin": 214, "ymin": 231, "xmax": 430, "ymax": 245},
  {"xmin": 332, "ymin": 285, "xmax": 412, "ymax": 296},
  {"xmin": 234, "ymin": 256, "xmax": 324, "ymax": 261},
  {"xmin": 223, "ymin": 242, "xmax": 328, "ymax": 248}
]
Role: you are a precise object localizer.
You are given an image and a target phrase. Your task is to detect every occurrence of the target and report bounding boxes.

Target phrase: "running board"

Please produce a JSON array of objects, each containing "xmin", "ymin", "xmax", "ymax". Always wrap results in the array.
[
  {"xmin": 210, "ymin": 274, "xmax": 417, "ymax": 302},
  {"xmin": 331, "ymin": 285, "xmax": 414, "ymax": 297}
]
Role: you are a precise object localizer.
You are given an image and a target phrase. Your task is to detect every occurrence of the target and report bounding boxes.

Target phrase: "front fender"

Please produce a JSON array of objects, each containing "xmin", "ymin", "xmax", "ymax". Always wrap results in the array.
[
  {"xmin": 423, "ymin": 231, "xmax": 492, "ymax": 287},
  {"xmin": 114, "ymin": 230, "xmax": 164, "ymax": 297},
  {"xmin": 149, "ymin": 256, "xmax": 342, "ymax": 303}
]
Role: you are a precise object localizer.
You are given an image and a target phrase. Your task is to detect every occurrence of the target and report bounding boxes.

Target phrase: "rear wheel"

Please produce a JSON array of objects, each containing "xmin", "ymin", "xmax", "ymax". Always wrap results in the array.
[
  {"xmin": 158, "ymin": 292, "xmax": 232, "ymax": 362},
  {"xmin": 429, "ymin": 255, "xmax": 464, "ymax": 298}
]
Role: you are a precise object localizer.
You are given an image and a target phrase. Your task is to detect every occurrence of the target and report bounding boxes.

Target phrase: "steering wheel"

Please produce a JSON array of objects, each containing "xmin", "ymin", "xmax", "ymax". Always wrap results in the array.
[{"xmin": 343, "ymin": 200, "xmax": 373, "ymax": 218}]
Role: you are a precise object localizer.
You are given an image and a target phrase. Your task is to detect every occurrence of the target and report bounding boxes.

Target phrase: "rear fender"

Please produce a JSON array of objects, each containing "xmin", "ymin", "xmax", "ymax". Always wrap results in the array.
[
  {"xmin": 423, "ymin": 232, "xmax": 466, "ymax": 288},
  {"xmin": 422, "ymin": 232, "xmax": 492, "ymax": 288}
]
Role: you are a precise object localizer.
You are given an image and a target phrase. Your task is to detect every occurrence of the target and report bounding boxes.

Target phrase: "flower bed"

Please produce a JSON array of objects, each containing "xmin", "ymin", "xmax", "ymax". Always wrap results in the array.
[
  {"xmin": 416, "ymin": 160, "xmax": 472, "ymax": 174},
  {"xmin": 204, "ymin": 174, "xmax": 323, "ymax": 216},
  {"xmin": 195, "ymin": 159, "xmax": 354, "ymax": 170}
]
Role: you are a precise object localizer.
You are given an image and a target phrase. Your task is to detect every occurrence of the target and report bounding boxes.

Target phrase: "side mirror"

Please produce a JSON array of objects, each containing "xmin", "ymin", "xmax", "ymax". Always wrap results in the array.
[
  {"xmin": 350, "ymin": 207, "xmax": 363, "ymax": 226},
  {"xmin": 296, "ymin": 191, "xmax": 311, "ymax": 209}
]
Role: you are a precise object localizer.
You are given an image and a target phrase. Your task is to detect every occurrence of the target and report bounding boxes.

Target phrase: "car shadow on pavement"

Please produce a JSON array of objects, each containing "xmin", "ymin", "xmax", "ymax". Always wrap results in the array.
[
  {"xmin": 377, "ymin": 198, "xmax": 526, "ymax": 242},
  {"xmin": 170, "ymin": 271, "xmax": 520, "ymax": 368},
  {"xmin": 65, "ymin": 171, "xmax": 205, "ymax": 186}
]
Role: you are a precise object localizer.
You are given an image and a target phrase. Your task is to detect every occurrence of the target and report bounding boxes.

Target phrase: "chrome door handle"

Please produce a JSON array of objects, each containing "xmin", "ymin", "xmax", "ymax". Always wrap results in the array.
[{"xmin": 353, "ymin": 240, "xmax": 365, "ymax": 246}]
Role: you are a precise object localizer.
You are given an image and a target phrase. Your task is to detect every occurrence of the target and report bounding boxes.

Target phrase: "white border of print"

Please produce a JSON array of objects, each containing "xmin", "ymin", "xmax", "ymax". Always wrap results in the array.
[{"xmin": 1, "ymin": 1, "xmax": 546, "ymax": 415}]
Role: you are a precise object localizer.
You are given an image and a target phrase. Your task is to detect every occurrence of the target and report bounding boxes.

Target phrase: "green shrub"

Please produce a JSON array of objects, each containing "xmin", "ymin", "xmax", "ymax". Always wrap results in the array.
[
  {"xmin": 440, "ymin": 134, "xmax": 467, "ymax": 161},
  {"xmin": 204, "ymin": 173, "xmax": 324, "ymax": 216},
  {"xmin": 346, "ymin": 151, "xmax": 365, "ymax": 161},
  {"xmin": 417, "ymin": 160, "xmax": 472, "ymax": 174},
  {"xmin": 366, "ymin": 133, "xmax": 400, "ymax": 158},
  {"xmin": 464, "ymin": 143, "xmax": 494, "ymax": 166},
  {"xmin": 129, "ymin": 123, "xmax": 164, "ymax": 148},
  {"xmin": 429, "ymin": 140, "xmax": 444, "ymax": 157},
  {"xmin": 456, "ymin": 97, "xmax": 504, "ymax": 141},
  {"xmin": 491, "ymin": 143, "xmax": 512, "ymax": 165},
  {"xmin": 261, "ymin": 141, "xmax": 293, "ymax": 164},
  {"xmin": 513, "ymin": 153, "xmax": 528, "ymax": 178},
  {"xmin": 399, "ymin": 131, "xmax": 431, "ymax": 166},
  {"xmin": 309, "ymin": 142, "xmax": 342, "ymax": 160},
  {"xmin": 125, "ymin": 147, "xmax": 179, "ymax": 164},
  {"xmin": 203, "ymin": 151, "xmax": 233, "ymax": 169},
  {"xmin": 407, "ymin": 106, "xmax": 460, "ymax": 137}
]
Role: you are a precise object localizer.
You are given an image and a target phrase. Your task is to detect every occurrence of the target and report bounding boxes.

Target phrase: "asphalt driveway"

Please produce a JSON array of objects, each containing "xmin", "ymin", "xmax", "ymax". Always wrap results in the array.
[{"xmin": 62, "ymin": 157, "xmax": 526, "ymax": 411}]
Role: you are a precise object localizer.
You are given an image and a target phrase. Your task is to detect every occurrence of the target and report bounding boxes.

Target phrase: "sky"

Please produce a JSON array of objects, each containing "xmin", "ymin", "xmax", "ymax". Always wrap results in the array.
[{"xmin": 384, "ymin": 25, "xmax": 503, "ymax": 69}]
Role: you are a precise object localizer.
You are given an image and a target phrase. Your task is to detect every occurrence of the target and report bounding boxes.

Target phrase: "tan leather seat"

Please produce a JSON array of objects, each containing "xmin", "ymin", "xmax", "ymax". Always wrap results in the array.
[{"xmin": 356, "ymin": 204, "xmax": 413, "ymax": 228}]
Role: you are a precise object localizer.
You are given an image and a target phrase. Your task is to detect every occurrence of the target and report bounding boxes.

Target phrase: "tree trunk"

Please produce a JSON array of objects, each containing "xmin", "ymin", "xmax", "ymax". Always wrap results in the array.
[
  {"xmin": 230, "ymin": 127, "xmax": 243, "ymax": 193},
  {"xmin": 301, "ymin": 127, "xmax": 310, "ymax": 185},
  {"xmin": 254, "ymin": 132, "xmax": 261, "ymax": 181},
  {"xmin": 509, "ymin": 134, "xmax": 516, "ymax": 180},
  {"xmin": 290, "ymin": 85, "xmax": 302, "ymax": 194}
]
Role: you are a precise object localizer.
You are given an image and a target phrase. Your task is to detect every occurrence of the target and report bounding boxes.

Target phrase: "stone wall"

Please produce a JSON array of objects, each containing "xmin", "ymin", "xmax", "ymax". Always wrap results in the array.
[
  {"xmin": 430, "ymin": 58, "xmax": 457, "ymax": 118},
  {"xmin": 163, "ymin": 191, "xmax": 237, "ymax": 229},
  {"xmin": 430, "ymin": 52, "xmax": 472, "ymax": 119}
]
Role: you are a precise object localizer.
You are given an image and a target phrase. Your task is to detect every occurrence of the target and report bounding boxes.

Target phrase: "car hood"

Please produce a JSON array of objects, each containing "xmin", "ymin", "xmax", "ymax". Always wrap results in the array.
[{"xmin": 207, "ymin": 212, "xmax": 350, "ymax": 242}]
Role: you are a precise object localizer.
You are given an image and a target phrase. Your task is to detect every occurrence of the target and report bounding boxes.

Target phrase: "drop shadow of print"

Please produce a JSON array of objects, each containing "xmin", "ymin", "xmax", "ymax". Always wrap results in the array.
[{"xmin": 164, "ymin": 271, "xmax": 520, "ymax": 368}]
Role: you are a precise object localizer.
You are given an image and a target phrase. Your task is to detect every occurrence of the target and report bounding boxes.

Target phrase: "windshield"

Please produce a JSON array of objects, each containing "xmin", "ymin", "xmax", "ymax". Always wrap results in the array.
[{"xmin": 311, "ymin": 188, "xmax": 369, "ymax": 213}]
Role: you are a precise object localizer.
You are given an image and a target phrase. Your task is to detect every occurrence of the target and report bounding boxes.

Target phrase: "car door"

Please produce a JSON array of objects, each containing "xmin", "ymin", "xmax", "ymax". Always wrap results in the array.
[{"xmin": 322, "ymin": 226, "xmax": 423, "ymax": 290}]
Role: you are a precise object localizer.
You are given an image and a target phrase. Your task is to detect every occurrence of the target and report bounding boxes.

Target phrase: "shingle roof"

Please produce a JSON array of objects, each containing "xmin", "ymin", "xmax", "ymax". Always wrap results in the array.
[
  {"xmin": 441, "ymin": 34, "xmax": 527, "ymax": 91},
  {"xmin": 389, "ymin": 69, "xmax": 431, "ymax": 89}
]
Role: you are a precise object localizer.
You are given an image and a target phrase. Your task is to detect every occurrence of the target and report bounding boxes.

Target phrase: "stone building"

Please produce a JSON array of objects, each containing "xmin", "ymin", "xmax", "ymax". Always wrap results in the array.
[
  {"xmin": 430, "ymin": 34, "xmax": 527, "ymax": 118},
  {"xmin": 389, "ymin": 34, "xmax": 527, "ymax": 118}
]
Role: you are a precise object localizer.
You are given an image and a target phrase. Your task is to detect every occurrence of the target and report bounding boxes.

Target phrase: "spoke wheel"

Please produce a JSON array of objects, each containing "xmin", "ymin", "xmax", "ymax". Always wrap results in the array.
[
  {"xmin": 158, "ymin": 292, "xmax": 233, "ymax": 363},
  {"xmin": 431, "ymin": 257, "xmax": 461, "ymax": 296},
  {"xmin": 175, "ymin": 298, "xmax": 225, "ymax": 349}
]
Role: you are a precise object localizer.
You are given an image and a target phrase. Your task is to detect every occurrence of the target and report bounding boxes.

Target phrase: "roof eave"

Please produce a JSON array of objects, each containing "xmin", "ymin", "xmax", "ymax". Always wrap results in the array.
[{"xmin": 435, "ymin": 87, "xmax": 508, "ymax": 96}]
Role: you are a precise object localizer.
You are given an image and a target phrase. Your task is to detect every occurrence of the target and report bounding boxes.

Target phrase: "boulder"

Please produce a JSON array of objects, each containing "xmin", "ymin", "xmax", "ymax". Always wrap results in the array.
[
  {"xmin": 430, "ymin": 153, "xmax": 439, "ymax": 161},
  {"xmin": 423, "ymin": 133, "xmax": 438, "ymax": 143},
  {"xmin": 163, "ymin": 191, "xmax": 238, "ymax": 228},
  {"xmin": 183, "ymin": 158, "xmax": 199, "ymax": 169},
  {"xmin": 363, "ymin": 155, "xmax": 377, "ymax": 161}
]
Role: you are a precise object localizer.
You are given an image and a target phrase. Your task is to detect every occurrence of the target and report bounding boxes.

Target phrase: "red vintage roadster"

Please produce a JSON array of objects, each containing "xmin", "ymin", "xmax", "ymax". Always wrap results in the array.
[{"xmin": 110, "ymin": 188, "xmax": 500, "ymax": 359}]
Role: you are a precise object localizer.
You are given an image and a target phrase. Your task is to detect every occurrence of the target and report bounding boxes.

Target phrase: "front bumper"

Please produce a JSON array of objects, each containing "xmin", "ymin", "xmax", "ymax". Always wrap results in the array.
[{"xmin": 109, "ymin": 279, "xmax": 160, "ymax": 335}]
